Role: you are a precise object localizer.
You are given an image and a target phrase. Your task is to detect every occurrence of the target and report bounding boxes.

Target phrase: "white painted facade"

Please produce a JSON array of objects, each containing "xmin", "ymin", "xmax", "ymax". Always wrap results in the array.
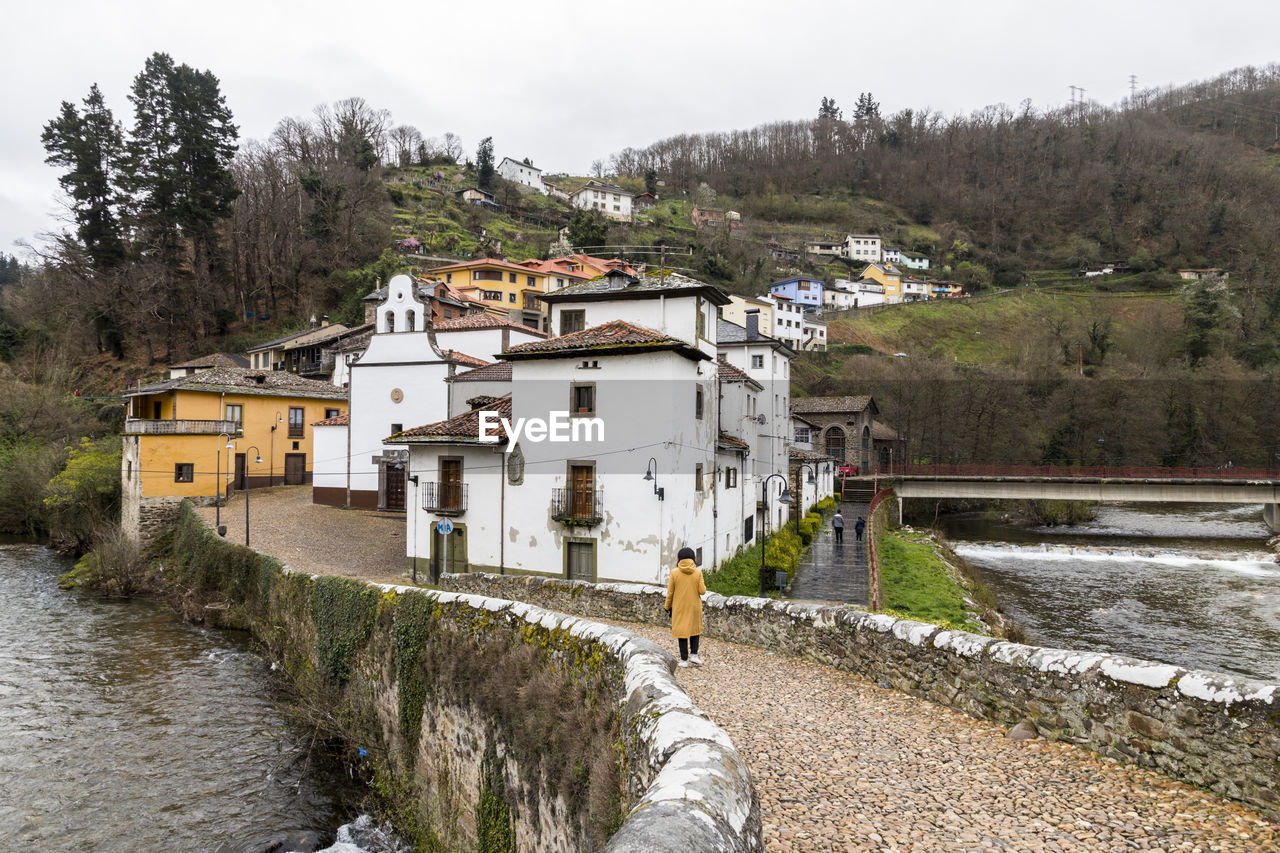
[
  {"xmin": 569, "ymin": 181, "xmax": 634, "ymax": 222},
  {"xmin": 901, "ymin": 278, "xmax": 931, "ymax": 302},
  {"xmin": 312, "ymin": 422, "xmax": 349, "ymax": 494},
  {"xmin": 881, "ymin": 246, "xmax": 902, "ymax": 265},
  {"xmin": 313, "ymin": 274, "xmax": 454, "ymax": 508},
  {"xmin": 397, "ymin": 282, "xmax": 795, "ymax": 585},
  {"xmin": 843, "ymin": 234, "xmax": 882, "ymax": 263},
  {"xmin": 899, "ymin": 251, "xmax": 931, "ymax": 271},
  {"xmin": 434, "ymin": 326, "xmax": 543, "ymax": 363},
  {"xmin": 800, "ymin": 316, "xmax": 827, "ymax": 351},
  {"xmin": 496, "ymin": 157, "xmax": 544, "ymax": 192},
  {"xmin": 759, "ymin": 295, "xmax": 805, "ymax": 349}
]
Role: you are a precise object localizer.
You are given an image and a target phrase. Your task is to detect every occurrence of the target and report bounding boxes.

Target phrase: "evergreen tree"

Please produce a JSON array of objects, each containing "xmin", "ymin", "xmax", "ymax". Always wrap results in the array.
[
  {"xmin": 476, "ymin": 136, "xmax": 494, "ymax": 191},
  {"xmin": 818, "ymin": 97, "xmax": 842, "ymax": 120},
  {"xmin": 644, "ymin": 167, "xmax": 658, "ymax": 196},
  {"xmin": 124, "ymin": 52, "xmax": 239, "ymax": 353},
  {"xmin": 41, "ymin": 84, "xmax": 127, "ymax": 272},
  {"xmin": 567, "ymin": 208, "xmax": 608, "ymax": 251},
  {"xmin": 854, "ymin": 92, "xmax": 881, "ymax": 120}
]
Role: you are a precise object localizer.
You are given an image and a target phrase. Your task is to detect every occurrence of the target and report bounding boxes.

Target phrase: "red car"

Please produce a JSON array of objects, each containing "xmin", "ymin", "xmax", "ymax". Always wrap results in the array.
[{"xmin": 837, "ymin": 464, "xmax": 858, "ymax": 477}]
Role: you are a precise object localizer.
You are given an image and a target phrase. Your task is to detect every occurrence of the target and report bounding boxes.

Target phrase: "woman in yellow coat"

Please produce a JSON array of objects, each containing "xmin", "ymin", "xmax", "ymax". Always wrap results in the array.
[{"xmin": 665, "ymin": 546, "xmax": 706, "ymax": 667}]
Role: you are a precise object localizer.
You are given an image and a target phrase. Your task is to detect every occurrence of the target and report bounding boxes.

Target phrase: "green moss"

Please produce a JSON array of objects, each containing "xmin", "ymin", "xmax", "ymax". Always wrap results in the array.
[
  {"xmin": 477, "ymin": 741, "xmax": 514, "ymax": 853},
  {"xmin": 393, "ymin": 590, "xmax": 434, "ymax": 748},
  {"xmin": 311, "ymin": 575, "xmax": 380, "ymax": 686}
]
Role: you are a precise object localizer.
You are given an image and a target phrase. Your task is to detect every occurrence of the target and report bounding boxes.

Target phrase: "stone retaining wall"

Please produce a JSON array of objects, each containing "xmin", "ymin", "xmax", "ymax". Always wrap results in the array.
[
  {"xmin": 170, "ymin": 504, "xmax": 761, "ymax": 851},
  {"xmin": 441, "ymin": 572, "xmax": 1280, "ymax": 818}
]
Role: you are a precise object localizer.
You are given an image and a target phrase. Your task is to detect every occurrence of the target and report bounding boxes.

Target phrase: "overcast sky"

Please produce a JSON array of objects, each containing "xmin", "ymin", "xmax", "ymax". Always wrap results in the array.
[{"xmin": 4, "ymin": 0, "xmax": 1278, "ymax": 253}]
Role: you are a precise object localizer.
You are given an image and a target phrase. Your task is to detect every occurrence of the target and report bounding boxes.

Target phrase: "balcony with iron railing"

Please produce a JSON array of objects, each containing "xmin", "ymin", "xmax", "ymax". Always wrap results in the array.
[
  {"xmin": 421, "ymin": 482, "xmax": 468, "ymax": 515},
  {"xmin": 551, "ymin": 487, "xmax": 603, "ymax": 526},
  {"xmin": 124, "ymin": 419, "xmax": 242, "ymax": 436}
]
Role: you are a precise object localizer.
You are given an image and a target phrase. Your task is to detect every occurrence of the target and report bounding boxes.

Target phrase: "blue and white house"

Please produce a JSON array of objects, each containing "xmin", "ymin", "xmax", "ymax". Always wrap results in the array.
[{"xmin": 767, "ymin": 276, "xmax": 825, "ymax": 313}]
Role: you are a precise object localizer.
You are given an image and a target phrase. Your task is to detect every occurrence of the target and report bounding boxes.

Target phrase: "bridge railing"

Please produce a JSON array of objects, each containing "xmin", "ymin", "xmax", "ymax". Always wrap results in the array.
[
  {"xmin": 892, "ymin": 463, "xmax": 1278, "ymax": 480},
  {"xmin": 865, "ymin": 487, "xmax": 895, "ymax": 611}
]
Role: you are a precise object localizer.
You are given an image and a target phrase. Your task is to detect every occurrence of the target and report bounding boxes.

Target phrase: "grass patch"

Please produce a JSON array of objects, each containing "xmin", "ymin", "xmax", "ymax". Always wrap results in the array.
[{"xmin": 877, "ymin": 528, "xmax": 985, "ymax": 633}]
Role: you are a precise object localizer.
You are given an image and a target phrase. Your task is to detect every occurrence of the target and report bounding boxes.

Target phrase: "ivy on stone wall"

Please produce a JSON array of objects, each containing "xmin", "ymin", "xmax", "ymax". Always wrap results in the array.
[
  {"xmin": 477, "ymin": 740, "xmax": 514, "ymax": 853},
  {"xmin": 392, "ymin": 590, "xmax": 434, "ymax": 748},
  {"xmin": 311, "ymin": 575, "xmax": 380, "ymax": 686}
]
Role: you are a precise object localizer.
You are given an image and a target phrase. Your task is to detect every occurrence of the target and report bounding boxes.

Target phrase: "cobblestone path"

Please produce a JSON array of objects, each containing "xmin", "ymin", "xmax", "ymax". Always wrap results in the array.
[
  {"xmin": 611, "ymin": 619, "xmax": 1279, "ymax": 852},
  {"xmin": 207, "ymin": 487, "xmax": 1280, "ymax": 851},
  {"xmin": 198, "ymin": 486, "xmax": 408, "ymax": 583},
  {"xmin": 787, "ymin": 502, "xmax": 870, "ymax": 605}
]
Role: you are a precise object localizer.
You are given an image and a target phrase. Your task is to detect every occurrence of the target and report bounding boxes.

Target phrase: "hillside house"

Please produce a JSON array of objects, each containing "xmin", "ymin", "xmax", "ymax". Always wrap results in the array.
[
  {"xmin": 1178, "ymin": 268, "xmax": 1228, "ymax": 280},
  {"xmin": 244, "ymin": 321, "xmax": 359, "ymax": 377},
  {"xmin": 722, "ymin": 294, "xmax": 774, "ymax": 331},
  {"xmin": 881, "ymin": 246, "xmax": 902, "ymax": 265},
  {"xmin": 759, "ymin": 294, "xmax": 806, "ymax": 349},
  {"xmin": 843, "ymin": 234, "xmax": 882, "ymax": 264},
  {"xmin": 860, "ymin": 263, "xmax": 904, "ymax": 304},
  {"xmin": 768, "ymin": 276, "xmax": 825, "ymax": 313},
  {"xmin": 454, "ymin": 187, "xmax": 498, "ymax": 208},
  {"xmin": 429, "ymin": 259, "xmax": 551, "ymax": 331},
  {"xmin": 633, "ymin": 192, "xmax": 656, "ymax": 210},
  {"xmin": 805, "ymin": 239, "xmax": 843, "ymax": 260},
  {"xmin": 496, "ymin": 157, "xmax": 544, "ymax": 192},
  {"xmin": 570, "ymin": 180, "xmax": 634, "ymax": 222},
  {"xmin": 899, "ymin": 251, "xmax": 931, "ymax": 271}
]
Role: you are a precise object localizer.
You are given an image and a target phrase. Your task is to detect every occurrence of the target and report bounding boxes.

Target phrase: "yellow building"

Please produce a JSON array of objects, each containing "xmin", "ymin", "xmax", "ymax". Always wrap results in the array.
[
  {"xmin": 122, "ymin": 367, "xmax": 347, "ymax": 537},
  {"xmin": 428, "ymin": 259, "xmax": 548, "ymax": 331},
  {"xmin": 860, "ymin": 262, "xmax": 904, "ymax": 304}
]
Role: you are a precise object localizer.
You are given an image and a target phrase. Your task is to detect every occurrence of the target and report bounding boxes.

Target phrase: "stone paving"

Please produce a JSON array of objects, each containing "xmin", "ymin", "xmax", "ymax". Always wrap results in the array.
[
  {"xmin": 208, "ymin": 486, "xmax": 1280, "ymax": 852},
  {"xmin": 610, "ymin": 619, "xmax": 1280, "ymax": 853},
  {"xmin": 787, "ymin": 502, "xmax": 870, "ymax": 605}
]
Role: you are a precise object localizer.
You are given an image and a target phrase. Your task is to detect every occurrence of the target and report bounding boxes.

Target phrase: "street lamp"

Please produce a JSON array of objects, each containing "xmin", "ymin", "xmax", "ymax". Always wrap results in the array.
[
  {"xmin": 244, "ymin": 445, "xmax": 264, "ymax": 547},
  {"xmin": 215, "ymin": 433, "xmax": 235, "ymax": 535},
  {"xmin": 760, "ymin": 473, "xmax": 794, "ymax": 597},
  {"xmin": 269, "ymin": 411, "xmax": 283, "ymax": 486},
  {"xmin": 642, "ymin": 457, "xmax": 665, "ymax": 500}
]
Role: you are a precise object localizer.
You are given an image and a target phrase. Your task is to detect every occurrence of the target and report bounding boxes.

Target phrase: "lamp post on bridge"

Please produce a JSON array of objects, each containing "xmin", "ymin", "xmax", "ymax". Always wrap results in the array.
[{"xmin": 760, "ymin": 473, "xmax": 793, "ymax": 597}]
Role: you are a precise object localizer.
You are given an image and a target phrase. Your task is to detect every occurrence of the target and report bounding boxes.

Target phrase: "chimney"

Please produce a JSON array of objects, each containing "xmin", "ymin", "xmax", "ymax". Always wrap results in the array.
[{"xmin": 745, "ymin": 309, "xmax": 760, "ymax": 340}]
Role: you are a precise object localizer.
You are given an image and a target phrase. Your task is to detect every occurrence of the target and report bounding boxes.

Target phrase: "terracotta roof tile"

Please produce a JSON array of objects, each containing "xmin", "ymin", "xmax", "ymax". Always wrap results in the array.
[
  {"xmin": 441, "ymin": 350, "xmax": 491, "ymax": 368},
  {"xmin": 396, "ymin": 395, "xmax": 512, "ymax": 444},
  {"xmin": 313, "ymin": 413, "xmax": 349, "ymax": 427},
  {"xmin": 718, "ymin": 432, "xmax": 751, "ymax": 451},
  {"xmin": 447, "ymin": 361, "xmax": 513, "ymax": 382},
  {"xmin": 169, "ymin": 352, "xmax": 249, "ymax": 370},
  {"xmin": 501, "ymin": 320, "xmax": 707, "ymax": 362},
  {"xmin": 432, "ymin": 314, "xmax": 547, "ymax": 336},
  {"xmin": 128, "ymin": 367, "xmax": 348, "ymax": 400}
]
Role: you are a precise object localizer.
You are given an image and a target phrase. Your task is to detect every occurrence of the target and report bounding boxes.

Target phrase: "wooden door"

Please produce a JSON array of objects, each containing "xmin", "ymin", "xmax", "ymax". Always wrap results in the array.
[
  {"xmin": 440, "ymin": 458, "xmax": 463, "ymax": 511},
  {"xmin": 284, "ymin": 453, "xmax": 306, "ymax": 485},
  {"xmin": 233, "ymin": 454, "xmax": 246, "ymax": 490},
  {"xmin": 430, "ymin": 527, "xmax": 467, "ymax": 582},
  {"xmin": 566, "ymin": 541, "xmax": 594, "ymax": 581},
  {"xmin": 569, "ymin": 465, "xmax": 593, "ymax": 518},
  {"xmin": 385, "ymin": 466, "xmax": 406, "ymax": 511}
]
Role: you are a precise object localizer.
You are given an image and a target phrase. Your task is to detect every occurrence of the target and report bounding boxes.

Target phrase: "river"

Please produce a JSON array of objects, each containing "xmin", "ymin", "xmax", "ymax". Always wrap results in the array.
[
  {"xmin": 937, "ymin": 503, "xmax": 1280, "ymax": 682},
  {"xmin": 0, "ymin": 544, "xmax": 402, "ymax": 853}
]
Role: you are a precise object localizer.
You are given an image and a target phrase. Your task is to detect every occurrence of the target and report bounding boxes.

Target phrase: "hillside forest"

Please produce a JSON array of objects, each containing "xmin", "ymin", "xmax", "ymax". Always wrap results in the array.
[{"xmin": 2, "ymin": 55, "xmax": 1280, "ymax": 539}]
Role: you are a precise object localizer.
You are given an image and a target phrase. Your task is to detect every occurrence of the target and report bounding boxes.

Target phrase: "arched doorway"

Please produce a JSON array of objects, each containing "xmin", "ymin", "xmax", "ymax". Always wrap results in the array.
[
  {"xmin": 862, "ymin": 425, "xmax": 872, "ymax": 470},
  {"xmin": 823, "ymin": 427, "xmax": 846, "ymax": 462}
]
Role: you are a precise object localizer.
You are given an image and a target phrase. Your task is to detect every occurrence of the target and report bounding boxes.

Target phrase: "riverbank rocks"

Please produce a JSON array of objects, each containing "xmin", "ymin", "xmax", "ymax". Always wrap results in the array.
[{"xmin": 441, "ymin": 571, "xmax": 1280, "ymax": 819}]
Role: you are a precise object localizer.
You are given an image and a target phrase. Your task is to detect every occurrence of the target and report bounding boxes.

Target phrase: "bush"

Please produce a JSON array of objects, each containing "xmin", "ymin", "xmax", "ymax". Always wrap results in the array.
[
  {"xmin": 704, "ymin": 523, "xmax": 804, "ymax": 597},
  {"xmin": 43, "ymin": 437, "xmax": 120, "ymax": 554},
  {"xmin": 64, "ymin": 525, "xmax": 151, "ymax": 596},
  {"xmin": 0, "ymin": 440, "xmax": 59, "ymax": 536}
]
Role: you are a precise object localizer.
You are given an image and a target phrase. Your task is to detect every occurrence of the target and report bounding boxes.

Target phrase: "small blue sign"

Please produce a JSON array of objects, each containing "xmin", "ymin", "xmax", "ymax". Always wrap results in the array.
[{"xmin": 436, "ymin": 519, "xmax": 454, "ymax": 535}]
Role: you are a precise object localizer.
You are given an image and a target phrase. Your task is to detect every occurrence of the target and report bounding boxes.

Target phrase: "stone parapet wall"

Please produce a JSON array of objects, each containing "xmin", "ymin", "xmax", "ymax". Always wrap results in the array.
[
  {"xmin": 441, "ymin": 572, "xmax": 1280, "ymax": 818},
  {"xmin": 171, "ymin": 504, "xmax": 761, "ymax": 851}
]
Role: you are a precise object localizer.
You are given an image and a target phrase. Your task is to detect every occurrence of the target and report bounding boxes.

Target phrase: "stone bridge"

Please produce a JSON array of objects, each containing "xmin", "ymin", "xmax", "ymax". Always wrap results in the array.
[{"xmin": 851, "ymin": 464, "xmax": 1280, "ymax": 532}]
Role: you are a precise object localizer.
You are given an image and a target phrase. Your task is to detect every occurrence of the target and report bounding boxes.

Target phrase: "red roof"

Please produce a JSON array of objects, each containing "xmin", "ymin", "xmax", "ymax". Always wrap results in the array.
[
  {"xmin": 312, "ymin": 413, "xmax": 349, "ymax": 427},
  {"xmin": 441, "ymin": 350, "xmax": 491, "ymax": 368},
  {"xmin": 432, "ymin": 314, "xmax": 547, "ymax": 336},
  {"xmin": 447, "ymin": 361, "xmax": 513, "ymax": 382},
  {"xmin": 501, "ymin": 319, "xmax": 701, "ymax": 359},
  {"xmin": 396, "ymin": 395, "xmax": 512, "ymax": 443}
]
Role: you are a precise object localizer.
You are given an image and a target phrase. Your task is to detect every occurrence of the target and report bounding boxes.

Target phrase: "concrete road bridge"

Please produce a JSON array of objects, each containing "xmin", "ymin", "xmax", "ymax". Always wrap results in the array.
[{"xmin": 851, "ymin": 464, "xmax": 1280, "ymax": 532}]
